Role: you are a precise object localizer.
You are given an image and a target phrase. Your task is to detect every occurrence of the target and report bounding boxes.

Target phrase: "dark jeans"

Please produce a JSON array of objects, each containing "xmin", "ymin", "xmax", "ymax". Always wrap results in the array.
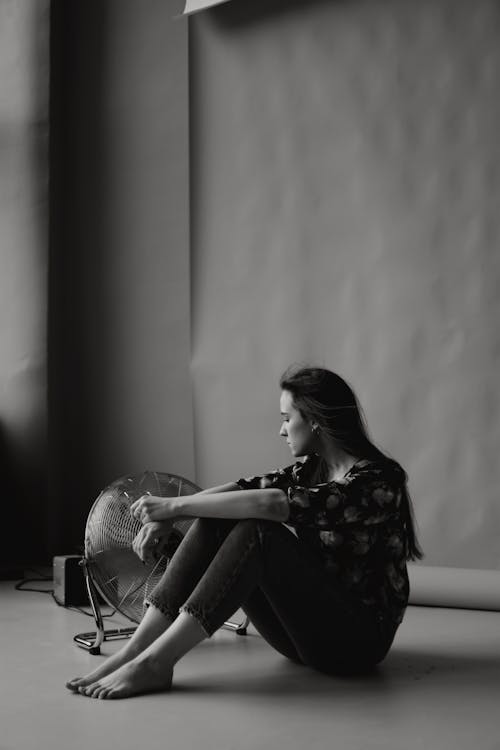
[{"xmin": 146, "ymin": 518, "xmax": 398, "ymax": 675}]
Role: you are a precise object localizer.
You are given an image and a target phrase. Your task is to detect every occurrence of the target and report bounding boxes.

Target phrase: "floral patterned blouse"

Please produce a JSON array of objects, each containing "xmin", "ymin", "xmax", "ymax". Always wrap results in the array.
[{"xmin": 236, "ymin": 454, "xmax": 410, "ymax": 628}]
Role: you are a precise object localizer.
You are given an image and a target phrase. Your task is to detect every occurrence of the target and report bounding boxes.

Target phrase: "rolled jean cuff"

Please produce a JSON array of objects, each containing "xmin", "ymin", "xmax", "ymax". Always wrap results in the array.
[
  {"xmin": 179, "ymin": 604, "xmax": 213, "ymax": 637},
  {"xmin": 144, "ymin": 595, "xmax": 177, "ymax": 623}
]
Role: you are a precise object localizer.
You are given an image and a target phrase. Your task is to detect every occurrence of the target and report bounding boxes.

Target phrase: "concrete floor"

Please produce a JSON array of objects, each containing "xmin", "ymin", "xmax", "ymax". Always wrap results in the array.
[{"xmin": 1, "ymin": 580, "xmax": 499, "ymax": 750}]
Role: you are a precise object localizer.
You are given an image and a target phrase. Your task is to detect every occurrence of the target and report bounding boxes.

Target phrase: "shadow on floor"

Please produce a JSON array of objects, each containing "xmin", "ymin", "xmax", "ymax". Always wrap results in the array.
[
  {"xmin": 171, "ymin": 639, "xmax": 500, "ymax": 697},
  {"xmin": 385, "ymin": 646, "xmax": 500, "ymax": 680},
  {"xmin": 173, "ymin": 654, "xmax": 387, "ymax": 696}
]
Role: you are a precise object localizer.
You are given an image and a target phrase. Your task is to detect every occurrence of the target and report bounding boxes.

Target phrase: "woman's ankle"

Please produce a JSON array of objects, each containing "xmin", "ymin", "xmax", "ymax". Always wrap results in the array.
[
  {"xmin": 137, "ymin": 651, "xmax": 174, "ymax": 677},
  {"xmin": 122, "ymin": 638, "xmax": 150, "ymax": 660}
]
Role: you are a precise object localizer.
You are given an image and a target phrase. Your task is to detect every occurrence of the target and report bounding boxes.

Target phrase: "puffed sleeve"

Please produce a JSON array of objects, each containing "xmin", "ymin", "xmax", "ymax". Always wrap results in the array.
[
  {"xmin": 236, "ymin": 464, "xmax": 297, "ymax": 493},
  {"xmin": 287, "ymin": 461, "xmax": 406, "ymax": 529}
]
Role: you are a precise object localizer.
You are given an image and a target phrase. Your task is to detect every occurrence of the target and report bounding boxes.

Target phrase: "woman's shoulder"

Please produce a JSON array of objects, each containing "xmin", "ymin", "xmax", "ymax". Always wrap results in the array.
[
  {"xmin": 348, "ymin": 456, "xmax": 407, "ymax": 483},
  {"xmin": 288, "ymin": 454, "xmax": 407, "ymax": 489}
]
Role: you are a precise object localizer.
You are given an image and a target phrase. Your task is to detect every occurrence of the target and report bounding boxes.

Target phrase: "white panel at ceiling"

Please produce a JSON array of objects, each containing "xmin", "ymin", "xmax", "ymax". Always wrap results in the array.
[{"xmin": 183, "ymin": 0, "xmax": 233, "ymax": 15}]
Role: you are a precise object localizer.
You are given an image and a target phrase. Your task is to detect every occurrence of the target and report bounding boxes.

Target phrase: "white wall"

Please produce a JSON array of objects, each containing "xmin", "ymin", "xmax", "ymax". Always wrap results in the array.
[
  {"xmin": 190, "ymin": 0, "xmax": 500, "ymax": 569},
  {"xmin": 0, "ymin": 0, "xmax": 50, "ymax": 563}
]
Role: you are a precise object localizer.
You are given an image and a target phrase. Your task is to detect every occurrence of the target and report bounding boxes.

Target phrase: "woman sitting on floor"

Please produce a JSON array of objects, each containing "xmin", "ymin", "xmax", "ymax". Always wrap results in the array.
[{"xmin": 66, "ymin": 365, "xmax": 423, "ymax": 699}]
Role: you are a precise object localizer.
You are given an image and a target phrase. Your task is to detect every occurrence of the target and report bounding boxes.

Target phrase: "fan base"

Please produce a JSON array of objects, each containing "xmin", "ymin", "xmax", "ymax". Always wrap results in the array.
[
  {"xmin": 74, "ymin": 626, "xmax": 136, "ymax": 652},
  {"xmin": 74, "ymin": 617, "xmax": 248, "ymax": 655}
]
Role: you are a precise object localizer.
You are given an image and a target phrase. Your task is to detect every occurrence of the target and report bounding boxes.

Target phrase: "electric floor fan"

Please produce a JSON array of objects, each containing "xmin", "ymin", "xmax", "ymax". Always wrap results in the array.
[{"xmin": 74, "ymin": 471, "xmax": 249, "ymax": 654}]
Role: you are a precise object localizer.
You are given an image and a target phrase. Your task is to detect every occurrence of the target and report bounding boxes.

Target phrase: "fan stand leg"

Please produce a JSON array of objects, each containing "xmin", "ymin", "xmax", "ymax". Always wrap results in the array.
[
  {"xmin": 222, "ymin": 614, "xmax": 250, "ymax": 636},
  {"xmin": 73, "ymin": 558, "xmax": 250, "ymax": 653},
  {"xmin": 73, "ymin": 558, "xmax": 106, "ymax": 654},
  {"xmin": 73, "ymin": 559, "xmax": 135, "ymax": 654}
]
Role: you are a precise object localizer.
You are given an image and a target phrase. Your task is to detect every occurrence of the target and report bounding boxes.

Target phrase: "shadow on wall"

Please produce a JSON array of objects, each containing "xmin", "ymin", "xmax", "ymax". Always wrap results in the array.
[
  {"xmin": 0, "ymin": 422, "xmax": 32, "ymax": 567},
  {"xmin": 211, "ymin": 0, "xmax": 339, "ymax": 27},
  {"xmin": 49, "ymin": 0, "xmax": 193, "ymax": 556},
  {"xmin": 48, "ymin": 0, "xmax": 111, "ymax": 556},
  {"xmin": 0, "ymin": 424, "xmax": 16, "ymax": 566}
]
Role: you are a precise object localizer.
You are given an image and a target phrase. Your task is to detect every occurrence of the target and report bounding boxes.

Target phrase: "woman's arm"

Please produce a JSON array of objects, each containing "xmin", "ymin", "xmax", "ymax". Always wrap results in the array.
[
  {"xmin": 195, "ymin": 482, "xmax": 242, "ymax": 495},
  {"xmin": 176, "ymin": 488, "xmax": 289, "ymax": 521},
  {"xmin": 130, "ymin": 487, "xmax": 289, "ymax": 525}
]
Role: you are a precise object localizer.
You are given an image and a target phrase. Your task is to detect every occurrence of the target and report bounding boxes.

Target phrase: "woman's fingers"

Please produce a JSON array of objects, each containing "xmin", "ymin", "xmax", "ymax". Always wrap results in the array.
[
  {"xmin": 130, "ymin": 492, "xmax": 153, "ymax": 522},
  {"xmin": 132, "ymin": 523, "xmax": 165, "ymax": 564},
  {"xmin": 142, "ymin": 527, "xmax": 161, "ymax": 560},
  {"xmin": 131, "ymin": 502, "xmax": 147, "ymax": 524},
  {"xmin": 132, "ymin": 527, "xmax": 149, "ymax": 563},
  {"xmin": 133, "ymin": 497, "xmax": 170, "ymax": 524}
]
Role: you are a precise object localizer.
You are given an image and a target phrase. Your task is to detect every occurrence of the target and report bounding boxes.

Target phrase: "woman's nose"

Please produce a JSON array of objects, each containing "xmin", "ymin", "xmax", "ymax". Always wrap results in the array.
[{"xmin": 280, "ymin": 424, "xmax": 287, "ymax": 437}]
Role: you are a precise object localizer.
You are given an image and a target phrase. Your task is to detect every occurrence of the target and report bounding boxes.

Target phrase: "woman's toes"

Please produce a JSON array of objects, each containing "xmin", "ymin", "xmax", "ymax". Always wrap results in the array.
[
  {"xmin": 67, "ymin": 677, "xmax": 85, "ymax": 688},
  {"xmin": 89, "ymin": 683, "xmax": 102, "ymax": 698},
  {"xmin": 79, "ymin": 683, "xmax": 96, "ymax": 697}
]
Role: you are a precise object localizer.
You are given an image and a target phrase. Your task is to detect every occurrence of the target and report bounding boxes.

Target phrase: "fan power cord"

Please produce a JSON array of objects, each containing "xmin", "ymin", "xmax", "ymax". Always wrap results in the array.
[
  {"xmin": 14, "ymin": 567, "xmax": 117, "ymax": 618},
  {"xmin": 14, "ymin": 568, "xmax": 52, "ymax": 594}
]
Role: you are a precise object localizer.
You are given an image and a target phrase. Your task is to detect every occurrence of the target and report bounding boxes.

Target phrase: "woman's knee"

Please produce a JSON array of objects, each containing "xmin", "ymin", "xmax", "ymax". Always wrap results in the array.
[
  {"xmin": 192, "ymin": 517, "xmax": 235, "ymax": 534},
  {"xmin": 191, "ymin": 518, "xmax": 287, "ymax": 556},
  {"xmin": 180, "ymin": 517, "xmax": 237, "ymax": 550},
  {"xmin": 233, "ymin": 518, "xmax": 286, "ymax": 547}
]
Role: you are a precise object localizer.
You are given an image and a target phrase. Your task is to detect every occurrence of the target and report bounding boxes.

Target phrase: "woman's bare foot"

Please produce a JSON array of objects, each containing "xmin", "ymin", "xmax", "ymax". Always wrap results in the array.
[
  {"xmin": 77, "ymin": 656, "xmax": 174, "ymax": 700},
  {"xmin": 66, "ymin": 604, "xmax": 174, "ymax": 692},
  {"xmin": 66, "ymin": 644, "xmax": 140, "ymax": 692},
  {"xmin": 67, "ymin": 609, "xmax": 204, "ymax": 698}
]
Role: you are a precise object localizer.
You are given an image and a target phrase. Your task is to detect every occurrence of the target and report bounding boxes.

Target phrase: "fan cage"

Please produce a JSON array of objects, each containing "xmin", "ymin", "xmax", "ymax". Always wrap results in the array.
[{"xmin": 84, "ymin": 471, "xmax": 200, "ymax": 624}]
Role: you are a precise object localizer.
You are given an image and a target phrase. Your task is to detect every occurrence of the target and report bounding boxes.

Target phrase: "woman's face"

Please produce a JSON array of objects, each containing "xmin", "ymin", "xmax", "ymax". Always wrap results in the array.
[{"xmin": 279, "ymin": 389, "xmax": 315, "ymax": 458}]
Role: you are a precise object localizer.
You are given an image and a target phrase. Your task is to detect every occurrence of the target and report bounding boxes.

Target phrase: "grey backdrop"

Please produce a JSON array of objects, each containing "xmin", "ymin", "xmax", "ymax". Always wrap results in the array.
[{"xmin": 190, "ymin": 0, "xmax": 500, "ymax": 569}]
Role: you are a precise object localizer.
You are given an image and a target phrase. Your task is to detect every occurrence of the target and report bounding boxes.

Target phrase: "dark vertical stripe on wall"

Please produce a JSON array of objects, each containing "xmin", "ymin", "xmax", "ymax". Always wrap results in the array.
[
  {"xmin": 48, "ymin": 1, "xmax": 110, "ymax": 557},
  {"xmin": 48, "ymin": 1, "xmax": 192, "ymax": 558}
]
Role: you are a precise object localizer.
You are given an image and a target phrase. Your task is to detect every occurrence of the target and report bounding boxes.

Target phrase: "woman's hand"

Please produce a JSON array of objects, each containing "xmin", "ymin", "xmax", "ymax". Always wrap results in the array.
[
  {"xmin": 130, "ymin": 493, "xmax": 175, "ymax": 524},
  {"xmin": 132, "ymin": 521, "xmax": 173, "ymax": 564}
]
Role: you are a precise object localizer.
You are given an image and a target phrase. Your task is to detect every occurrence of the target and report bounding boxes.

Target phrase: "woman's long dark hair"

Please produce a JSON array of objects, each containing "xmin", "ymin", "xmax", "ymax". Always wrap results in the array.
[{"xmin": 280, "ymin": 365, "xmax": 423, "ymax": 561}]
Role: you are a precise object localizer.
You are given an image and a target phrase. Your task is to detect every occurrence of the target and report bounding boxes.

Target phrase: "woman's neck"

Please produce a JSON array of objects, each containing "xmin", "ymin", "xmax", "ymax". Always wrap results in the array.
[{"xmin": 319, "ymin": 445, "xmax": 359, "ymax": 482}]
